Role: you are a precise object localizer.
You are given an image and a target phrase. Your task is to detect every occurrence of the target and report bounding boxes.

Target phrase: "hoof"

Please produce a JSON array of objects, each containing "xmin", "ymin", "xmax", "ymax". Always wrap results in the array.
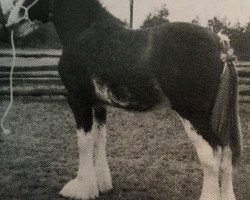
[
  {"xmin": 95, "ymin": 163, "xmax": 113, "ymax": 193},
  {"xmin": 59, "ymin": 177, "xmax": 99, "ymax": 200},
  {"xmin": 97, "ymin": 175, "xmax": 113, "ymax": 194}
]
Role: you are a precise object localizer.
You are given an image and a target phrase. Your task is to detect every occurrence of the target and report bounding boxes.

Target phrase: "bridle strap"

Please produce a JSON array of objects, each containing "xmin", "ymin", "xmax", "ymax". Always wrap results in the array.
[
  {"xmin": 4, "ymin": 0, "xmax": 57, "ymax": 27},
  {"xmin": 20, "ymin": 0, "xmax": 39, "ymax": 23},
  {"xmin": 5, "ymin": 0, "xmax": 40, "ymax": 27}
]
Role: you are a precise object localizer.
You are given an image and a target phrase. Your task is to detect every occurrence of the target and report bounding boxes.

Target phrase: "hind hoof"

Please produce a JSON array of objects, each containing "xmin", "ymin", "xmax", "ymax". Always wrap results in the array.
[
  {"xmin": 59, "ymin": 177, "xmax": 99, "ymax": 200},
  {"xmin": 95, "ymin": 164, "xmax": 113, "ymax": 193}
]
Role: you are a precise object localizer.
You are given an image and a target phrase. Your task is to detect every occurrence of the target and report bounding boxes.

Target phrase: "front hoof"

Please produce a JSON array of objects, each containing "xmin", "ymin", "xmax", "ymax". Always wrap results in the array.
[{"xmin": 59, "ymin": 177, "xmax": 99, "ymax": 200}]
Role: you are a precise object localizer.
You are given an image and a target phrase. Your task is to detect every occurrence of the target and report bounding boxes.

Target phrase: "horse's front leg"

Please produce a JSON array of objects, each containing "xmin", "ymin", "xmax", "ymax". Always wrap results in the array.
[
  {"xmin": 93, "ymin": 106, "xmax": 113, "ymax": 193},
  {"xmin": 59, "ymin": 94, "xmax": 99, "ymax": 200}
]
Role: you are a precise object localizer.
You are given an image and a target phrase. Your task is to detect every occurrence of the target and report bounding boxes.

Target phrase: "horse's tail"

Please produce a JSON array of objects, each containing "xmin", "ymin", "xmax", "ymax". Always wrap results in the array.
[{"xmin": 211, "ymin": 40, "xmax": 242, "ymax": 165}]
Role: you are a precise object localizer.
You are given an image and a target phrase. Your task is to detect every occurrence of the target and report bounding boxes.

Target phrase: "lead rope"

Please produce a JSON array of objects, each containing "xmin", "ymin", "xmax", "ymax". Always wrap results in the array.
[{"xmin": 1, "ymin": 30, "xmax": 16, "ymax": 134}]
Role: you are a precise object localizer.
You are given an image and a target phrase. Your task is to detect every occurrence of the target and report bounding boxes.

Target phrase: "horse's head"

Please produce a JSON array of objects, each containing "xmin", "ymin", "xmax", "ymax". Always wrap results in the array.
[{"xmin": 0, "ymin": 0, "xmax": 52, "ymax": 37}]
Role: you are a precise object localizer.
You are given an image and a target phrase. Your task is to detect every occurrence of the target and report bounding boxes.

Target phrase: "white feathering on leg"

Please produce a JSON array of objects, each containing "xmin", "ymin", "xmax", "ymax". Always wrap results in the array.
[
  {"xmin": 220, "ymin": 146, "xmax": 236, "ymax": 200},
  {"xmin": 93, "ymin": 121, "xmax": 113, "ymax": 193},
  {"xmin": 59, "ymin": 130, "xmax": 99, "ymax": 200},
  {"xmin": 179, "ymin": 117, "xmax": 221, "ymax": 200}
]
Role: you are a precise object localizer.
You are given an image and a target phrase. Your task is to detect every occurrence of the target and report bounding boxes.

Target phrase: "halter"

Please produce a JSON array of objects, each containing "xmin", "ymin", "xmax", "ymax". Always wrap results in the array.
[
  {"xmin": 5, "ymin": 0, "xmax": 39, "ymax": 27},
  {"xmin": 4, "ymin": 0, "xmax": 56, "ymax": 27}
]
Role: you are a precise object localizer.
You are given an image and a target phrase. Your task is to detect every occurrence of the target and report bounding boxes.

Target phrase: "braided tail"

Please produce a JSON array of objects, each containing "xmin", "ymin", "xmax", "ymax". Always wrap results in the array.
[{"xmin": 211, "ymin": 32, "xmax": 243, "ymax": 165}]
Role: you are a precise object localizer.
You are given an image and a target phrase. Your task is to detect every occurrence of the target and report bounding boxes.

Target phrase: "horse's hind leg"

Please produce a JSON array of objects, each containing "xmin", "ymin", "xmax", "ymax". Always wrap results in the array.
[
  {"xmin": 60, "ymin": 94, "xmax": 99, "ymax": 200},
  {"xmin": 220, "ymin": 146, "xmax": 236, "ymax": 200},
  {"xmin": 93, "ymin": 106, "xmax": 113, "ymax": 193},
  {"xmin": 180, "ymin": 118, "xmax": 221, "ymax": 200}
]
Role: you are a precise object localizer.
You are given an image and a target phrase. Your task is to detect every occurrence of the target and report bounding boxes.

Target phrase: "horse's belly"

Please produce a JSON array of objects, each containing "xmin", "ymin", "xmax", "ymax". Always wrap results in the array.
[{"xmin": 92, "ymin": 76, "xmax": 162, "ymax": 111}]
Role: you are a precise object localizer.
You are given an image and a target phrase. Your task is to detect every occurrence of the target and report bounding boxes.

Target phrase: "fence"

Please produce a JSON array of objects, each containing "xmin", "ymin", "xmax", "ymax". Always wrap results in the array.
[{"xmin": 0, "ymin": 49, "xmax": 250, "ymax": 102}]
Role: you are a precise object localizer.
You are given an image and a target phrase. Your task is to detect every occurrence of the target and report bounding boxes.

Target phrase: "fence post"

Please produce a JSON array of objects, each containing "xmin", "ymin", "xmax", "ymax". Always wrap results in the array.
[{"xmin": 129, "ymin": 0, "xmax": 134, "ymax": 28}]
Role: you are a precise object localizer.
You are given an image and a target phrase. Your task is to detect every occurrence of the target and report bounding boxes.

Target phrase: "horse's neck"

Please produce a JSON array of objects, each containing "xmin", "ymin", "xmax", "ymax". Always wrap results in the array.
[{"xmin": 53, "ymin": 0, "xmax": 103, "ymax": 48}]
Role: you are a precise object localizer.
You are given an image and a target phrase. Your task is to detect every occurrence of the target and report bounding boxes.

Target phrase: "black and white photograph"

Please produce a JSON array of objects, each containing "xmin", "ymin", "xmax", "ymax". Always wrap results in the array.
[{"xmin": 0, "ymin": 0, "xmax": 249, "ymax": 199}]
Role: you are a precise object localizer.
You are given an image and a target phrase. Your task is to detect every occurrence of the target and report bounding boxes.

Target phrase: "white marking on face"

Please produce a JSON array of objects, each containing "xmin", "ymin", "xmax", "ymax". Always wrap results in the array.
[
  {"xmin": 0, "ymin": 0, "xmax": 15, "ymax": 14},
  {"xmin": 2, "ymin": 0, "xmax": 26, "ymax": 27}
]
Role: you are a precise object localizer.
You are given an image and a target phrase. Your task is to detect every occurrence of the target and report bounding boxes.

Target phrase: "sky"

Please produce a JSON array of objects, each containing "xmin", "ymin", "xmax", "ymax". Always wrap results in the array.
[{"xmin": 101, "ymin": 0, "xmax": 250, "ymax": 28}]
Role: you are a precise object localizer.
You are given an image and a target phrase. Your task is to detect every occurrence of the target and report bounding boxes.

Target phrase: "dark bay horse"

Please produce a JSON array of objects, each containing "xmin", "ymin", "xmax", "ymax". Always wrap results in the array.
[{"xmin": 1, "ymin": 0, "xmax": 242, "ymax": 199}]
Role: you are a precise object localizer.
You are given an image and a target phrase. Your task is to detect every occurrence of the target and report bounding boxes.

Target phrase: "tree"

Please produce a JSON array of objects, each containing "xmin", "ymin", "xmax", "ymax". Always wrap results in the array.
[
  {"xmin": 207, "ymin": 16, "xmax": 248, "ymax": 59},
  {"xmin": 141, "ymin": 4, "xmax": 169, "ymax": 28},
  {"xmin": 207, "ymin": 17, "xmax": 245, "ymax": 42},
  {"xmin": 207, "ymin": 16, "xmax": 230, "ymax": 34},
  {"xmin": 129, "ymin": 0, "xmax": 134, "ymax": 28}
]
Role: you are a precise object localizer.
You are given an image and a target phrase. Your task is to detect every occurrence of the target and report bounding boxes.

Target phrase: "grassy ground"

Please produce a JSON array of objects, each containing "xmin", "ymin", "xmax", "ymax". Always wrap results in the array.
[{"xmin": 0, "ymin": 97, "xmax": 249, "ymax": 200}]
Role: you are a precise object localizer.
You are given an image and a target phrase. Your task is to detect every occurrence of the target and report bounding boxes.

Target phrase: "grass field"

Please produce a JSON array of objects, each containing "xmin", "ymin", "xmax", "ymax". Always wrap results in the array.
[{"xmin": 0, "ymin": 97, "xmax": 249, "ymax": 200}]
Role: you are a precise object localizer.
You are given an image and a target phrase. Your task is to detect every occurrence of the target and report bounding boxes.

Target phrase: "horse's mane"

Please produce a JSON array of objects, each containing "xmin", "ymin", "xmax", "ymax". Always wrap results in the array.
[{"xmin": 89, "ymin": 0, "xmax": 126, "ymax": 26}]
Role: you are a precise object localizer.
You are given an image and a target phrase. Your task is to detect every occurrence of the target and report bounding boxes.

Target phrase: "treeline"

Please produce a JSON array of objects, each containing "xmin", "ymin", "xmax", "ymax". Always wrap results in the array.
[
  {"xmin": 232, "ymin": 25, "xmax": 250, "ymax": 60},
  {"xmin": 206, "ymin": 17, "xmax": 250, "ymax": 60},
  {"xmin": 141, "ymin": 5, "xmax": 250, "ymax": 60}
]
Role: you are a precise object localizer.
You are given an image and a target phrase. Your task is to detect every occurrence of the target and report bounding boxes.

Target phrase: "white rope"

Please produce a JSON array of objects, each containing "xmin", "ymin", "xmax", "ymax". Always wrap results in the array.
[{"xmin": 1, "ymin": 30, "xmax": 16, "ymax": 134}]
